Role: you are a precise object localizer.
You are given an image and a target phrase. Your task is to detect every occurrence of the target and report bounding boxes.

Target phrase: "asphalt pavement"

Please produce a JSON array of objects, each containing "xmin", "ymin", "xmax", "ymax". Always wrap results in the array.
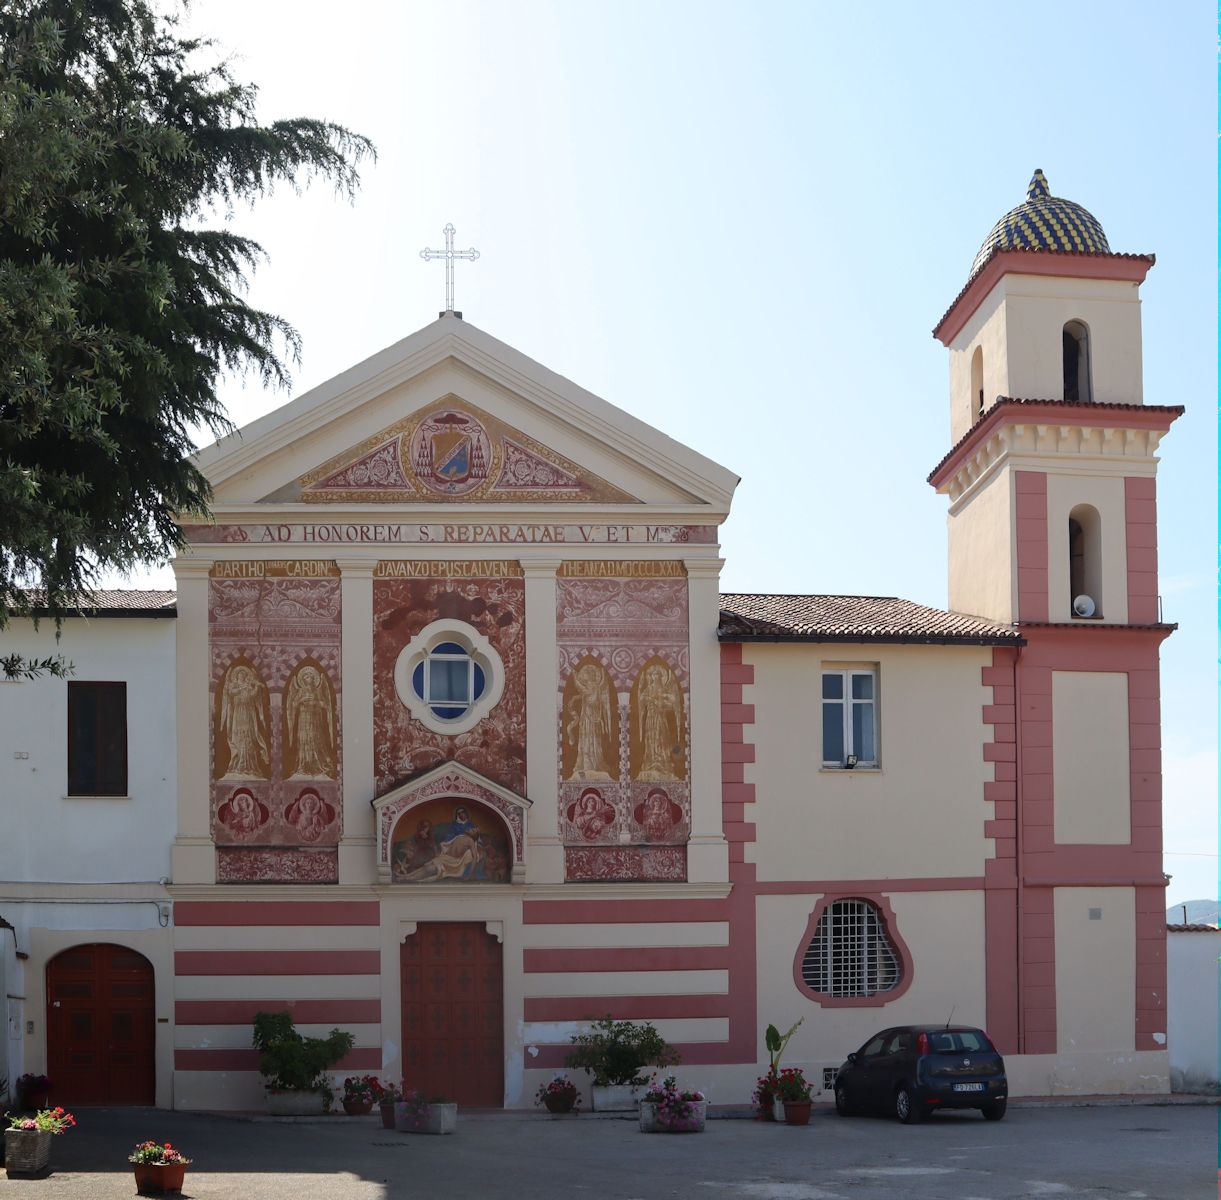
[{"xmin": 1, "ymin": 1100, "xmax": 1214, "ymax": 1199}]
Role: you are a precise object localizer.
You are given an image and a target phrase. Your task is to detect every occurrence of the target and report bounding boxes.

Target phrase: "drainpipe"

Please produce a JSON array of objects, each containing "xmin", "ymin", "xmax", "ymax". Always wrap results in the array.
[{"xmin": 1013, "ymin": 641, "xmax": 1025, "ymax": 1055}]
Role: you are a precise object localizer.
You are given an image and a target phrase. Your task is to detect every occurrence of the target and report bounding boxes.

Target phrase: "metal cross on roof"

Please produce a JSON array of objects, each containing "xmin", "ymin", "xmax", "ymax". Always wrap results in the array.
[{"xmin": 420, "ymin": 223, "xmax": 480, "ymax": 315}]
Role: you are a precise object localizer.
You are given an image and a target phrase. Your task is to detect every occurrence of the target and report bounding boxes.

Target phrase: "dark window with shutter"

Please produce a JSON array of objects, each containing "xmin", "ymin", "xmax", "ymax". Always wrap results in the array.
[{"xmin": 68, "ymin": 682, "xmax": 128, "ymax": 795}]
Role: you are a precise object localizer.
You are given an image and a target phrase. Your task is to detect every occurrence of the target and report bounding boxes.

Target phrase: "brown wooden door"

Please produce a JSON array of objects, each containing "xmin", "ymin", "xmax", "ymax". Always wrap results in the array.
[
  {"xmin": 47, "ymin": 944, "xmax": 155, "ymax": 1105},
  {"xmin": 401, "ymin": 923, "xmax": 503, "ymax": 1106}
]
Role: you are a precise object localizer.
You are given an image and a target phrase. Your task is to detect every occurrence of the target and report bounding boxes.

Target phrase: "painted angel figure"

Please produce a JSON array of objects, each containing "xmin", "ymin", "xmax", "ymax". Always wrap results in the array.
[
  {"xmin": 565, "ymin": 661, "xmax": 615, "ymax": 781},
  {"xmin": 219, "ymin": 663, "xmax": 270, "ymax": 779},
  {"xmin": 285, "ymin": 664, "xmax": 336, "ymax": 779},
  {"xmin": 637, "ymin": 662, "xmax": 683, "ymax": 781}
]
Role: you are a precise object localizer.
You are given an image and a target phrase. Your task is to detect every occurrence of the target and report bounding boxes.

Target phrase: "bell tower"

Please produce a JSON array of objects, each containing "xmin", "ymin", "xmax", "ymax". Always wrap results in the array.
[
  {"xmin": 930, "ymin": 170, "xmax": 1180, "ymax": 627},
  {"xmin": 928, "ymin": 171, "xmax": 1180, "ymax": 1067}
]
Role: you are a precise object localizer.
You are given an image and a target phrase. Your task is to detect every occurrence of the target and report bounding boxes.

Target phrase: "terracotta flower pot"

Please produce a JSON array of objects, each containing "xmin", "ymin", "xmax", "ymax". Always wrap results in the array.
[
  {"xmin": 782, "ymin": 1099, "xmax": 812, "ymax": 1126},
  {"xmin": 543, "ymin": 1093, "xmax": 576, "ymax": 1114},
  {"xmin": 379, "ymin": 1102, "xmax": 397, "ymax": 1129},
  {"xmin": 342, "ymin": 1096, "xmax": 374, "ymax": 1116},
  {"xmin": 133, "ymin": 1161, "xmax": 188, "ymax": 1194}
]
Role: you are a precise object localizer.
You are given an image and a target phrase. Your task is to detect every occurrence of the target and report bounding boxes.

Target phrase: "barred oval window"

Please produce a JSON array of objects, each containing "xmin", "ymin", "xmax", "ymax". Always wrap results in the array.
[{"xmin": 801, "ymin": 898, "xmax": 901, "ymax": 998}]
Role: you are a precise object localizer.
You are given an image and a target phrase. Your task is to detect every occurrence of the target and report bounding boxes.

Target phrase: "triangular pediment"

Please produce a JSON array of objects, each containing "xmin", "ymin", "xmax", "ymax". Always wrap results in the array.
[
  {"xmin": 190, "ymin": 315, "xmax": 738, "ymax": 517},
  {"xmin": 289, "ymin": 395, "xmax": 635, "ymax": 505}
]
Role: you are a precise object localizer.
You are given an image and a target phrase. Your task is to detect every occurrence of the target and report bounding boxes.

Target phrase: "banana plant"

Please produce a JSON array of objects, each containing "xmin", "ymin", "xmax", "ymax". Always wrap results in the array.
[{"xmin": 764, "ymin": 1017, "xmax": 804, "ymax": 1074}]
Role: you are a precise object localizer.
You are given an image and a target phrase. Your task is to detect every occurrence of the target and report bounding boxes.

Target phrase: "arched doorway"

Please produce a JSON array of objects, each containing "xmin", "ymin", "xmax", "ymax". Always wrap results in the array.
[{"xmin": 47, "ymin": 944, "xmax": 155, "ymax": 1105}]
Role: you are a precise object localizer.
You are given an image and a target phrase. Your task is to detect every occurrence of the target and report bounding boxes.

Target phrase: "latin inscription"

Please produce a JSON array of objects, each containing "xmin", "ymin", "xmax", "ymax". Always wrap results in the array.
[{"xmin": 185, "ymin": 523, "xmax": 716, "ymax": 546}]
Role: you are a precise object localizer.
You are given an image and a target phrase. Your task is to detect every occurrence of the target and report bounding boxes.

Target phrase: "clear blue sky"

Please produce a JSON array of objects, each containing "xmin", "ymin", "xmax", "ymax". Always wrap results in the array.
[{"xmin": 157, "ymin": 1, "xmax": 1216, "ymax": 903}]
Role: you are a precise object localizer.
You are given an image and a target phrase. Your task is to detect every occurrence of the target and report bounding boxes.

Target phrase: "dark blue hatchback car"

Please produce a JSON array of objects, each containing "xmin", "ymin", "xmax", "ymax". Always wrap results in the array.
[{"xmin": 834, "ymin": 1025, "xmax": 1008, "ymax": 1123}]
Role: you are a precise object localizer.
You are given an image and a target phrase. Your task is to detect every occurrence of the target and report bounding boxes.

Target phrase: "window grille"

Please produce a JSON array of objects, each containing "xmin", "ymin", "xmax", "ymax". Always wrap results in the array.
[
  {"xmin": 801, "ymin": 899, "xmax": 901, "ymax": 998},
  {"xmin": 821, "ymin": 1067, "xmax": 839, "ymax": 1093}
]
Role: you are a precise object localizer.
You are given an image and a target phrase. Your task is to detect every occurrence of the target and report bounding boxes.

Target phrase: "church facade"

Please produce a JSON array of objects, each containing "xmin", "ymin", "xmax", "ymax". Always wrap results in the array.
[{"xmin": 1, "ymin": 173, "xmax": 1179, "ymax": 1109}]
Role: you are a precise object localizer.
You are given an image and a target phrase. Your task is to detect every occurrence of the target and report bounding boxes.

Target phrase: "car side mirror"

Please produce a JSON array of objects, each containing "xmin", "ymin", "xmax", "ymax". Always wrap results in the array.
[{"xmin": 846, "ymin": 1052, "xmax": 857, "ymax": 1064}]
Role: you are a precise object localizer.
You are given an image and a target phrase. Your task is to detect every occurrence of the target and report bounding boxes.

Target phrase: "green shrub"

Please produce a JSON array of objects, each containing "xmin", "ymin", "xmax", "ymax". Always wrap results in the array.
[
  {"xmin": 565, "ymin": 1016, "xmax": 679, "ymax": 1086},
  {"xmin": 252, "ymin": 1011, "xmax": 354, "ymax": 1094}
]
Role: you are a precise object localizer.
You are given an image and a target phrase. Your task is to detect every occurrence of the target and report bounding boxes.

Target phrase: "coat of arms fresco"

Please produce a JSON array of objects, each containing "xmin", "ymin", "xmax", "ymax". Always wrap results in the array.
[{"xmin": 293, "ymin": 398, "xmax": 635, "ymax": 504}]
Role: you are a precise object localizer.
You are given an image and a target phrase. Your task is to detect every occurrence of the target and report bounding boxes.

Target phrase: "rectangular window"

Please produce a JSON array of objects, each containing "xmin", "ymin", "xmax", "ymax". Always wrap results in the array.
[
  {"xmin": 67, "ymin": 681, "xmax": 128, "ymax": 795},
  {"xmin": 821, "ymin": 668, "xmax": 878, "ymax": 767}
]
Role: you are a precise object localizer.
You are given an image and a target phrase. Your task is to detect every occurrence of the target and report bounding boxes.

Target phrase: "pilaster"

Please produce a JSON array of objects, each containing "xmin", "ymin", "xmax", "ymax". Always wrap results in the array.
[
  {"xmin": 338, "ymin": 558, "xmax": 378, "ymax": 885},
  {"xmin": 522, "ymin": 558, "xmax": 563, "ymax": 883},
  {"xmin": 170, "ymin": 558, "xmax": 215, "ymax": 885},
  {"xmin": 685, "ymin": 557, "xmax": 729, "ymax": 883}
]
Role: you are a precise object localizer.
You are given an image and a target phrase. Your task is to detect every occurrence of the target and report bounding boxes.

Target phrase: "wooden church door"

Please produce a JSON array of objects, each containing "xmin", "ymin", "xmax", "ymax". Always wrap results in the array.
[
  {"xmin": 401, "ymin": 923, "xmax": 503, "ymax": 1106},
  {"xmin": 46, "ymin": 944, "xmax": 155, "ymax": 1105}
]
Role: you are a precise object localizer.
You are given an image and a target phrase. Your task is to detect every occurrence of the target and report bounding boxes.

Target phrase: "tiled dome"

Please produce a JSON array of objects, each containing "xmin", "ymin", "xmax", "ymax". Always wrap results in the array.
[{"xmin": 970, "ymin": 170, "xmax": 1111, "ymax": 277}]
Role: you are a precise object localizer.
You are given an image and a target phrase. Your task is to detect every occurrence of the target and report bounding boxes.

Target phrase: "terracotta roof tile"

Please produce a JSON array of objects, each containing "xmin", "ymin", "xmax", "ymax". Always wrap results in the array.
[
  {"xmin": 1166, "ymin": 924, "xmax": 1220, "ymax": 933},
  {"xmin": 927, "ymin": 397, "xmax": 1185, "ymax": 485},
  {"xmin": 20, "ymin": 589, "xmax": 177, "ymax": 615},
  {"xmin": 718, "ymin": 594, "xmax": 1020, "ymax": 646}
]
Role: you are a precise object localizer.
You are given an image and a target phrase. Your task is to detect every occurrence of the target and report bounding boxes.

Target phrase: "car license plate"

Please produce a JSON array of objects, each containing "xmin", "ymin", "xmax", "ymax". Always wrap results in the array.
[{"xmin": 953, "ymin": 1083, "xmax": 985, "ymax": 1092}]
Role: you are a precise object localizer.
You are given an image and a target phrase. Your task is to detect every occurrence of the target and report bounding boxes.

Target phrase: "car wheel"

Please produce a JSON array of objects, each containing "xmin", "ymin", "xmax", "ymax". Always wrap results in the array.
[
  {"xmin": 895, "ymin": 1085, "xmax": 924, "ymax": 1124},
  {"xmin": 834, "ymin": 1084, "xmax": 852, "ymax": 1117},
  {"xmin": 981, "ymin": 1099, "xmax": 1007, "ymax": 1121}
]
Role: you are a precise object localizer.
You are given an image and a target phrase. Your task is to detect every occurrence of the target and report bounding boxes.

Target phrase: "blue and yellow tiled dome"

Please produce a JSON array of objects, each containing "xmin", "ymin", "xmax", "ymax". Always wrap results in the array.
[{"xmin": 970, "ymin": 170, "xmax": 1111, "ymax": 276}]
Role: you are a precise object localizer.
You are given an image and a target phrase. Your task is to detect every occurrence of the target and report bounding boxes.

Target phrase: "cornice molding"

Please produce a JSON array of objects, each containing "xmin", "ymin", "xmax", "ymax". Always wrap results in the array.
[{"xmin": 940, "ymin": 422, "xmax": 1167, "ymax": 509}]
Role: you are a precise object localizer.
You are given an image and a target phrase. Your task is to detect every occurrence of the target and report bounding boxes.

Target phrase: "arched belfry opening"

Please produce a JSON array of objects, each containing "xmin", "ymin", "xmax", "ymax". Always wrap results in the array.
[
  {"xmin": 970, "ymin": 346, "xmax": 985, "ymax": 422},
  {"xmin": 1068, "ymin": 504, "xmax": 1103, "ymax": 617},
  {"xmin": 1063, "ymin": 319, "xmax": 1092, "ymax": 403}
]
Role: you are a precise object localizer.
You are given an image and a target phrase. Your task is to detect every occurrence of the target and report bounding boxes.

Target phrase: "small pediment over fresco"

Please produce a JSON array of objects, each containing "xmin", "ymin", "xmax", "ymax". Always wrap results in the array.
[
  {"xmin": 290, "ymin": 398, "xmax": 637, "ymax": 505},
  {"xmin": 372, "ymin": 760, "xmax": 529, "ymax": 883}
]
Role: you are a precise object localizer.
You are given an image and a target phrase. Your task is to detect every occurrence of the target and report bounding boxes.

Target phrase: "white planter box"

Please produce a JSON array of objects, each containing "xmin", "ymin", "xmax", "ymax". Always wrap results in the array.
[
  {"xmin": 265, "ymin": 1088, "xmax": 326, "ymax": 1115},
  {"xmin": 591, "ymin": 1084, "xmax": 641, "ymax": 1112},
  {"xmin": 639, "ymin": 1100, "xmax": 707, "ymax": 1133},
  {"xmin": 394, "ymin": 1101, "xmax": 457, "ymax": 1134}
]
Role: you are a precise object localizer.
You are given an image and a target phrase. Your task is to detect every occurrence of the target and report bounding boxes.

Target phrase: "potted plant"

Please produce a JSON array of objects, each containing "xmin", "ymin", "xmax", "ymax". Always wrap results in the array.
[
  {"xmin": 129, "ymin": 1140, "xmax": 192, "ymax": 1195},
  {"xmin": 252, "ymin": 1010, "xmax": 355, "ymax": 1115},
  {"xmin": 752, "ymin": 1070, "xmax": 780, "ymax": 1122},
  {"xmin": 756, "ymin": 1019, "xmax": 803, "ymax": 1120},
  {"xmin": 534, "ymin": 1075, "xmax": 581, "ymax": 1115},
  {"xmin": 775, "ymin": 1067, "xmax": 813, "ymax": 1126},
  {"xmin": 394, "ymin": 1088, "xmax": 457, "ymax": 1135},
  {"xmin": 14, "ymin": 1073, "xmax": 51, "ymax": 1112},
  {"xmin": 377, "ymin": 1081, "xmax": 404, "ymax": 1129},
  {"xmin": 638, "ymin": 1075, "xmax": 707, "ymax": 1133},
  {"xmin": 341, "ymin": 1075, "xmax": 385, "ymax": 1116},
  {"xmin": 4, "ymin": 1106, "xmax": 75, "ymax": 1178},
  {"xmin": 565, "ymin": 1016, "xmax": 680, "ymax": 1112}
]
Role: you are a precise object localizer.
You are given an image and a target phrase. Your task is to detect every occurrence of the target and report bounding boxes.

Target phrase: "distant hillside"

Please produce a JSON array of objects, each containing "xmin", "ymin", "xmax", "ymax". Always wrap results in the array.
[{"xmin": 1166, "ymin": 899, "xmax": 1221, "ymax": 926}]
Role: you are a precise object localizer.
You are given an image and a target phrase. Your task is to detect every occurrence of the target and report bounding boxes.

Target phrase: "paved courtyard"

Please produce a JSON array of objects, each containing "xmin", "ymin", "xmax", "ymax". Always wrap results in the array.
[{"xmin": 1, "ymin": 1102, "xmax": 1214, "ymax": 1200}]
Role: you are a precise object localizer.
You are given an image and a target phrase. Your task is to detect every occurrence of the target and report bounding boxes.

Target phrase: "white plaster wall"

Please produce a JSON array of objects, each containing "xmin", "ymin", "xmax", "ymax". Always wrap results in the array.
[
  {"xmin": 1005, "ymin": 1049, "xmax": 1168, "ymax": 1095},
  {"xmin": 949, "ymin": 289, "xmax": 1009, "ymax": 443},
  {"xmin": 755, "ymin": 891, "xmax": 987, "ymax": 1084},
  {"xmin": 1167, "ymin": 929, "xmax": 1220, "ymax": 1091},
  {"xmin": 744, "ymin": 643, "xmax": 993, "ymax": 882},
  {"xmin": 0, "ymin": 617, "xmax": 177, "ymax": 883},
  {"xmin": 947, "ymin": 465, "xmax": 1015, "ymax": 624},
  {"xmin": 1045, "ymin": 472, "xmax": 1129, "ymax": 624},
  {"xmin": 1001, "ymin": 276, "xmax": 1144, "ymax": 406},
  {"xmin": 1054, "ymin": 887, "xmax": 1135, "ymax": 1054},
  {"xmin": 1052, "ymin": 673, "xmax": 1131, "ymax": 845}
]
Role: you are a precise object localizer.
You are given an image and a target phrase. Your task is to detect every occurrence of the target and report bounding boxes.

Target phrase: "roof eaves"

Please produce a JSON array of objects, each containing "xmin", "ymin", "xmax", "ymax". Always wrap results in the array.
[
  {"xmin": 932, "ymin": 247, "xmax": 1157, "ymax": 340},
  {"xmin": 927, "ymin": 398, "xmax": 1185, "ymax": 485}
]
